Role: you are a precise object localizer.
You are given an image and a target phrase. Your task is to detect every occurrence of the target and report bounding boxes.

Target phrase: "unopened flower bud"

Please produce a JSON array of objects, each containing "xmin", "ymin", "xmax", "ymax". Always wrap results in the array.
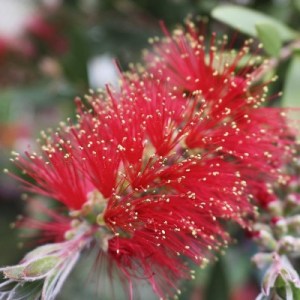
[
  {"xmin": 286, "ymin": 193, "xmax": 300, "ymax": 205},
  {"xmin": 286, "ymin": 215, "xmax": 300, "ymax": 233},
  {"xmin": 64, "ymin": 229, "xmax": 76, "ymax": 240},
  {"xmin": 271, "ymin": 217, "xmax": 287, "ymax": 237},
  {"xmin": 252, "ymin": 252, "xmax": 273, "ymax": 269},
  {"xmin": 70, "ymin": 219, "xmax": 81, "ymax": 228},
  {"xmin": 254, "ymin": 230, "xmax": 277, "ymax": 251},
  {"xmin": 279, "ymin": 236, "xmax": 300, "ymax": 254},
  {"xmin": 81, "ymin": 202, "xmax": 93, "ymax": 216},
  {"xmin": 69, "ymin": 210, "xmax": 81, "ymax": 218},
  {"xmin": 1, "ymin": 255, "xmax": 59, "ymax": 281},
  {"xmin": 96, "ymin": 213, "xmax": 105, "ymax": 226},
  {"xmin": 23, "ymin": 256, "xmax": 59, "ymax": 279},
  {"xmin": 267, "ymin": 200, "xmax": 283, "ymax": 217}
]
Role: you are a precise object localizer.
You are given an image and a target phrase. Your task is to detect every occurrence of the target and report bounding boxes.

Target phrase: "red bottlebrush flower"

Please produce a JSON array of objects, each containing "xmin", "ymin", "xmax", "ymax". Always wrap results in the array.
[
  {"xmin": 6, "ymin": 78, "xmax": 254, "ymax": 299},
  {"xmin": 122, "ymin": 77, "xmax": 193, "ymax": 157},
  {"xmin": 144, "ymin": 21, "xmax": 257, "ymax": 99},
  {"xmin": 106, "ymin": 194, "xmax": 229, "ymax": 298},
  {"xmin": 251, "ymin": 182, "xmax": 278, "ymax": 209},
  {"xmin": 142, "ymin": 20, "xmax": 294, "ymax": 207},
  {"xmin": 10, "ymin": 136, "xmax": 91, "ymax": 210},
  {"xmin": 2, "ymin": 20, "xmax": 296, "ymax": 300},
  {"xmin": 26, "ymin": 15, "xmax": 68, "ymax": 54}
]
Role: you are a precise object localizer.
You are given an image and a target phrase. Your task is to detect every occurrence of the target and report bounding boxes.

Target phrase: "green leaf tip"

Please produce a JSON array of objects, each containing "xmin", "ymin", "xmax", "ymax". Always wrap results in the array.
[
  {"xmin": 282, "ymin": 53, "xmax": 300, "ymax": 107},
  {"xmin": 212, "ymin": 5, "xmax": 297, "ymax": 42},
  {"xmin": 256, "ymin": 23, "xmax": 281, "ymax": 57}
]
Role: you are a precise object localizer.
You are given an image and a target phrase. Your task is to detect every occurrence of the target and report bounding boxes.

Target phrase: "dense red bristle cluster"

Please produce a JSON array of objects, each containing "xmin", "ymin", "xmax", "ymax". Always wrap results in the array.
[
  {"xmin": 141, "ymin": 20, "xmax": 294, "ymax": 208},
  {"xmin": 6, "ymin": 19, "xmax": 296, "ymax": 300},
  {"xmin": 11, "ymin": 139, "xmax": 90, "ymax": 210}
]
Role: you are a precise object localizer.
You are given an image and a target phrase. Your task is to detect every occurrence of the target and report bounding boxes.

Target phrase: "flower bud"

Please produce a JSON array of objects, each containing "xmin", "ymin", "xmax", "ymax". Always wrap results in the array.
[
  {"xmin": 278, "ymin": 236, "xmax": 300, "ymax": 254},
  {"xmin": 23, "ymin": 256, "xmax": 59, "ymax": 279},
  {"xmin": 1, "ymin": 255, "xmax": 59, "ymax": 281},
  {"xmin": 254, "ymin": 229, "xmax": 277, "ymax": 251},
  {"xmin": 286, "ymin": 215, "xmax": 300, "ymax": 233},
  {"xmin": 252, "ymin": 252, "xmax": 273, "ymax": 269},
  {"xmin": 267, "ymin": 200, "xmax": 283, "ymax": 217},
  {"xmin": 96, "ymin": 213, "xmax": 105, "ymax": 226},
  {"xmin": 272, "ymin": 217, "xmax": 288, "ymax": 237}
]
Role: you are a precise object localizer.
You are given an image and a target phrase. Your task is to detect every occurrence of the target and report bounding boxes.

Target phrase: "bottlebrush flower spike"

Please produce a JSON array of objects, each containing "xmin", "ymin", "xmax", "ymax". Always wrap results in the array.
[
  {"xmin": 144, "ymin": 19, "xmax": 261, "ymax": 100},
  {"xmin": 1, "ymin": 20, "xmax": 296, "ymax": 300},
  {"xmin": 141, "ymin": 19, "xmax": 294, "ymax": 204},
  {"xmin": 9, "ymin": 136, "xmax": 90, "ymax": 210}
]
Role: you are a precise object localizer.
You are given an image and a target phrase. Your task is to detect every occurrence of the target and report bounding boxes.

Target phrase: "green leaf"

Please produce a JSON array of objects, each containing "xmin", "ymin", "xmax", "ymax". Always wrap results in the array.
[
  {"xmin": 256, "ymin": 23, "xmax": 281, "ymax": 57},
  {"xmin": 293, "ymin": 0, "xmax": 300, "ymax": 12},
  {"xmin": 204, "ymin": 256, "xmax": 230, "ymax": 300},
  {"xmin": 282, "ymin": 54, "xmax": 300, "ymax": 107},
  {"xmin": 275, "ymin": 274, "xmax": 286, "ymax": 288},
  {"xmin": 0, "ymin": 280, "xmax": 43, "ymax": 300},
  {"xmin": 212, "ymin": 5, "xmax": 297, "ymax": 41},
  {"xmin": 62, "ymin": 27, "xmax": 90, "ymax": 89},
  {"xmin": 292, "ymin": 282, "xmax": 300, "ymax": 300}
]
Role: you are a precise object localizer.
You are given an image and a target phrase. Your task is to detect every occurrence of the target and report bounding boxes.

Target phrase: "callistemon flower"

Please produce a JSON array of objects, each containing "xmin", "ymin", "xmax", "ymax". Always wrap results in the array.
[
  {"xmin": 142, "ymin": 19, "xmax": 294, "ymax": 202},
  {"xmin": 1, "ymin": 24, "xmax": 295, "ymax": 300}
]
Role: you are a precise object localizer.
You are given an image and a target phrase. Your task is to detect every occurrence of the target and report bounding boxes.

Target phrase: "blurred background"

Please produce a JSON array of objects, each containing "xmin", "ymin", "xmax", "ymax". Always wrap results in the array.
[{"xmin": 0, "ymin": 0, "xmax": 300, "ymax": 299}]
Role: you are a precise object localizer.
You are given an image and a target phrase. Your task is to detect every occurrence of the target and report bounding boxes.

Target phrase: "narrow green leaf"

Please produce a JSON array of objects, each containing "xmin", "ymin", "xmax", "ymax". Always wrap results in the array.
[
  {"xmin": 282, "ymin": 54, "xmax": 300, "ymax": 107},
  {"xmin": 212, "ymin": 5, "xmax": 297, "ymax": 41},
  {"xmin": 0, "ymin": 281, "xmax": 43, "ymax": 300},
  {"xmin": 256, "ymin": 23, "xmax": 281, "ymax": 57},
  {"xmin": 204, "ymin": 256, "xmax": 230, "ymax": 300},
  {"xmin": 292, "ymin": 282, "xmax": 300, "ymax": 300}
]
